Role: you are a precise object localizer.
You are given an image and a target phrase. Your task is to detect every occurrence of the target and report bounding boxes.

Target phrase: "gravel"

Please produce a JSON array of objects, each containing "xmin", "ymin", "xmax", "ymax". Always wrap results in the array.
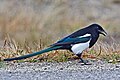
[{"xmin": 0, "ymin": 60, "xmax": 120, "ymax": 80}]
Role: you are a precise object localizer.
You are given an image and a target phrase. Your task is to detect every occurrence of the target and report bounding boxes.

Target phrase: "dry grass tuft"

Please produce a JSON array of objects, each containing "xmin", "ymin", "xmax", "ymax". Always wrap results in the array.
[{"xmin": 0, "ymin": 35, "xmax": 74, "ymax": 62}]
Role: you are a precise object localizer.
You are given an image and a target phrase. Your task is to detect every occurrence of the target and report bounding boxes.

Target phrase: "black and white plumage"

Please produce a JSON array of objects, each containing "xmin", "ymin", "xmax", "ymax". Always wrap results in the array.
[{"xmin": 4, "ymin": 23, "xmax": 107, "ymax": 64}]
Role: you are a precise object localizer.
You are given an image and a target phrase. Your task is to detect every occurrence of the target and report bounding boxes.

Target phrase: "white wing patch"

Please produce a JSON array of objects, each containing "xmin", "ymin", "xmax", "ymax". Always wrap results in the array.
[
  {"xmin": 79, "ymin": 34, "xmax": 91, "ymax": 38},
  {"xmin": 71, "ymin": 34, "xmax": 91, "ymax": 54}
]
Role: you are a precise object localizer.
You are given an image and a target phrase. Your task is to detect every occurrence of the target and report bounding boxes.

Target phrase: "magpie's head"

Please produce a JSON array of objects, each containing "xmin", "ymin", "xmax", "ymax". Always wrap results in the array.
[{"xmin": 90, "ymin": 23, "xmax": 107, "ymax": 36}]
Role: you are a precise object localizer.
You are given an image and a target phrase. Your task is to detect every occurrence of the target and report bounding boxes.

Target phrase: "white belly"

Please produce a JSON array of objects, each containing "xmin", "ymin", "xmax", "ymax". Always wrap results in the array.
[{"xmin": 71, "ymin": 40, "xmax": 90, "ymax": 54}]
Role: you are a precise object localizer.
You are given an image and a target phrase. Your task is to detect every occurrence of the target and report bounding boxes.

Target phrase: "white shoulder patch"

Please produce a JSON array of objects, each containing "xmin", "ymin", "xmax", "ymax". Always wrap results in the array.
[{"xmin": 79, "ymin": 34, "xmax": 91, "ymax": 38}]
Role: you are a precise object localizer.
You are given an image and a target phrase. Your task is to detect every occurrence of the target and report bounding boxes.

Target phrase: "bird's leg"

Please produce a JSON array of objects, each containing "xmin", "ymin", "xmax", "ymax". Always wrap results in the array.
[{"xmin": 76, "ymin": 54, "xmax": 89, "ymax": 65}]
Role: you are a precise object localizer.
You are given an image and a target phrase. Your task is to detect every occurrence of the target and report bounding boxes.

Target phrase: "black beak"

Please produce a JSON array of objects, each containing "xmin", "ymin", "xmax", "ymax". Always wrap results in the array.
[{"xmin": 98, "ymin": 30, "xmax": 107, "ymax": 36}]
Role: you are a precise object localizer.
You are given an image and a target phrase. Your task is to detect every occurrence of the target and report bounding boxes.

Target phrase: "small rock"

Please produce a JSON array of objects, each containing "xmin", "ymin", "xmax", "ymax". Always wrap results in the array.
[{"xmin": 59, "ymin": 67, "xmax": 63, "ymax": 70}]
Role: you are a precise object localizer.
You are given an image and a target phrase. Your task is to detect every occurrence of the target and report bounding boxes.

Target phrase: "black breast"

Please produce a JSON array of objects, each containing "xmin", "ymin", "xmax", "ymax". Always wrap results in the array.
[{"xmin": 89, "ymin": 33, "xmax": 99, "ymax": 48}]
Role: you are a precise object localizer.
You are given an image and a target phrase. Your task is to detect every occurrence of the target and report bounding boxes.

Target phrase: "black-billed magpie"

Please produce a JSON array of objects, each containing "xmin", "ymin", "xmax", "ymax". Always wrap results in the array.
[{"xmin": 4, "ymin": 23, "xmax": 107, "ymax": 64}]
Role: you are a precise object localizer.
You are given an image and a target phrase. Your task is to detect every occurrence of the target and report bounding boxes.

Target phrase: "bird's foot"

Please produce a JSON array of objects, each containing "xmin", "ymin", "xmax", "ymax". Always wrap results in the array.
[
  {"xmin": 78, "ymin": 59, "xmax": 91, "ymax": 65},
  {"xmin": 78, "ymin": 59, "xmax": 88, "ymax": 63}
]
